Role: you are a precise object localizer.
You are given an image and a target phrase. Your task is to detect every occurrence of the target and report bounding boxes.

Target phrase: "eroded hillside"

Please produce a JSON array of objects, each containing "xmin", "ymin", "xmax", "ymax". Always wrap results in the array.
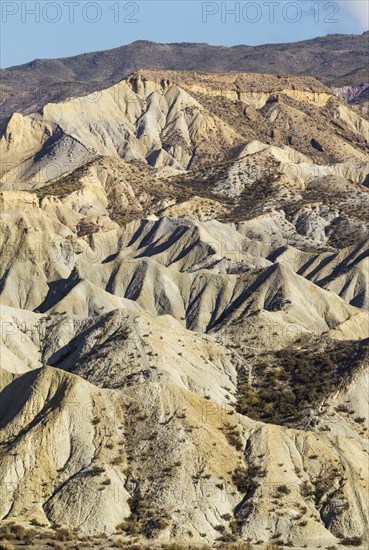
[{"xmin": 0, "ymin": 69, "xmax": 368, "ymax": 549}]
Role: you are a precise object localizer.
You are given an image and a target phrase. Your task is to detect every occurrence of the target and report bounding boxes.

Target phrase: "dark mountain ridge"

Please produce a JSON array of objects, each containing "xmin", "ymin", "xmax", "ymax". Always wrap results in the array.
[{"xmin": 1, "ymin": 32, "xmax": 368, "ymax": 120}]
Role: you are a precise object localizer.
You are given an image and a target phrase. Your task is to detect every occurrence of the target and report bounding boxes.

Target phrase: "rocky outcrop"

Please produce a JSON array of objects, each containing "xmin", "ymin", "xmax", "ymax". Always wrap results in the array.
[{"xmin": 333, "ymin": 84, "xmax": 369, "ymax": 103}]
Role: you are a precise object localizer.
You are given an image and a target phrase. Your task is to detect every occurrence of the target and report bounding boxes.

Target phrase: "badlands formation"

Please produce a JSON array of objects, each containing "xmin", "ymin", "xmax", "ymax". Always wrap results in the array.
[{"xmin": 0, "ymin": 68, "xmax": 369, "ymax": 549}]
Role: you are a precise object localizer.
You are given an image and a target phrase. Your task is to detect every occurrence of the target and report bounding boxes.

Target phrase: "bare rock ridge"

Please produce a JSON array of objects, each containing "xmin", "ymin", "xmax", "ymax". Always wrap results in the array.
[{"xmin": 0, "ymin": 65, "xmax": 368, "ymax": 548}]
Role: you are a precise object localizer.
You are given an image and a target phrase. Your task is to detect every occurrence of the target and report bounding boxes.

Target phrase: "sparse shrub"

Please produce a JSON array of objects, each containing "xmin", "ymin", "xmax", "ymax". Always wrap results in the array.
[
  {"xmin": 275, "ymin": 485, "xmax": 290, "ymax": 496},
  {"xmin": 0, "ymin": 524, "xmax": 35, "ymax": 542},
  {"xmin": 232, "ymin": 463, "xmax": 265, "ymax": 494},
  {"xmin": 111, "ymin": 455, "xmax": 124, "ymax": 465},
  {"xmin": 53, "ymin": 528, "xmax": 75, "ymax": 541},
  {"xmin": 232, "ymin": 466, "xmax": 250, "ymax": 493},
  {"xmin": 22, "ymin": 532, "xmax": 35, "ymax": 545},
  {"xmin": 162, "ymin": 545, "xmax": 188, "ymax": 550},
  {"xmin": 301, "ymin": 480, "xmax": 314, "ymax": 498},
  {"xmin": 117, "ymin": 491, "xmax": 169, "ymax": 539},
  {"xmin": 336, "ymin": 405, "xmax": 350, "ymax": 413},
  {"xmin": 217, "ymin": 542, "xmax": 250, "ymax": 550},
  {"xmin": 90, "ymin": 465, "xmax": 105, "ymax": 476},
  {"xmin": 339, "ymin": 536, "xmax": 363, "ymax": 546},
  {"xmin": 216, "ymin": 532, "xmax": 238, "ymax": 543},
  {"xmin": 30, "ymin": 518, "xmax": 44, "ymax": 527},
  {"xmin": 111, "ymin": 539, "xmax": 127, "ymax": 549},
  {"xmin": 222, "ymin": 423, "xmax": 243, "ymax": 451}
]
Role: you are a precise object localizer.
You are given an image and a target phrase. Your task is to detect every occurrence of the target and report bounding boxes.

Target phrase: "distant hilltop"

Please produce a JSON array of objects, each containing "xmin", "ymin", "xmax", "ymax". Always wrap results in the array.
[{"xmin": 1, "ymin": 33, "xmax": 368, "ymax": 120}]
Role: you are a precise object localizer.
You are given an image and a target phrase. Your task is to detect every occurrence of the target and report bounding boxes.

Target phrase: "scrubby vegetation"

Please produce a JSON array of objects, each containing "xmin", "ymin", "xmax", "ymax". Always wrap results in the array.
[
  {"xmin": 0, "ymin": 524, "xmax": 35, "ymax": 544},
  {"xmin": 35, "ymin": 175, "xmax": 81, "ymax": 199},
  {"xmin": 232, "ymin": 464, "xmax": 266, "ymax": 494},
  {"xmin": 116, "ymin": 490, "xmax": 170, "ymax": 539},
  {"xmin": 237, "ymin": 339, "xmax": 368, "ymax": 426},
  {"xmin": 339, "ymin": 536, "xmax": 363, "ymax": 546},
  {"xmin": 222, "ymin": 422, "xmax": 243, "ymax": 451}
]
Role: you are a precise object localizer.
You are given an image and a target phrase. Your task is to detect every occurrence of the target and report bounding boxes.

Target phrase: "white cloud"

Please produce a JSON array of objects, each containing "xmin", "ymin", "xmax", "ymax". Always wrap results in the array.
[{"xmin": 340, "ymin": 0, "xmax": 369, "ymax": 30}]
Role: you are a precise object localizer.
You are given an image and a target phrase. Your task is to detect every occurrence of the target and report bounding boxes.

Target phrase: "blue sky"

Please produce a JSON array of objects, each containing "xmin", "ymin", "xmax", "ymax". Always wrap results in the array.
[{"xmin": 1, "ymin": 1, "xmax": 368, "ymax": 68}]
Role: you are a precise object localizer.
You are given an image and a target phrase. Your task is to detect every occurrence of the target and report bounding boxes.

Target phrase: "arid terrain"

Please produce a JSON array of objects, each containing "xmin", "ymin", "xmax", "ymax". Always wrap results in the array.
[
  {"xmin": 0, "ymin": 41, "xmax": 368, "ymax": 550},
  {"xmin": 1, "ymin": 32, "xmax": 368, "ymax": 121}
]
